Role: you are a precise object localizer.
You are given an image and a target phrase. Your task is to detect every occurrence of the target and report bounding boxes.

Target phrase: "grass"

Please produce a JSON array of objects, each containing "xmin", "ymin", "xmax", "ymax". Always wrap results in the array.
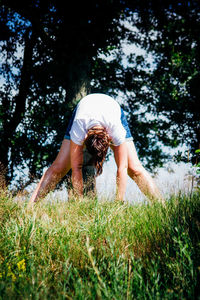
[{"xmin": 0, "ymin": 189, "xmax": 200, "ymax": 299}]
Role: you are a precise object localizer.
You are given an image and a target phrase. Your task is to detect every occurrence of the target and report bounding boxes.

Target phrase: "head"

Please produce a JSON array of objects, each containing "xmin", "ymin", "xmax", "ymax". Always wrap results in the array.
[{"xmin": 84, "ymin": 127, "xmax": 111, "ymax": 176}]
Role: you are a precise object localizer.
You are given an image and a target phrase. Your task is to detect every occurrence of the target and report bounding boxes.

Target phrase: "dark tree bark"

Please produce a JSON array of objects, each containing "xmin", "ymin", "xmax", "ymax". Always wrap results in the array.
[{"xmin": 0, "ymin": 28, "xmax": 36, "ymax": 183}]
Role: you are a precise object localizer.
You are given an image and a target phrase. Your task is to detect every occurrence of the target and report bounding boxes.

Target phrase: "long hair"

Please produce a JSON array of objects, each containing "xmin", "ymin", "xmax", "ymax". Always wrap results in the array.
[{"xmin": 84, "ymin": 128, "xmax": 111, "ymax": 176}]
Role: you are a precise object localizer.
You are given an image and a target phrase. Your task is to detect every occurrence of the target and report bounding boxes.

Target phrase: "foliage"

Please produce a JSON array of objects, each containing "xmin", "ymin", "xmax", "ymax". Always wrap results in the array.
[
  {"xmin": 0, "ymin": 0, "xmax": 200, "ymax": 187},
  {"xmin": 125, "ymin": 0, "xmax": 200, "ymax": 165},
  {"xmin": 0, "ymin": 0, "xmax": 130, "ymax": 186},
  {"xmin": 0, "ymin": 190, "xmax": 199, "ymax": 299},
  {"xmin": 93, "ymin": 0, "xmax": 200, "ymax": 169}
]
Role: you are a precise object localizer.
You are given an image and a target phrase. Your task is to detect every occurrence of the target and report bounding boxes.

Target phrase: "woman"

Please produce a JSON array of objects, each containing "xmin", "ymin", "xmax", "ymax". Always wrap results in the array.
[{"xmin": 29, "ymin": 93, "xmax": 163, "ymax": 203}]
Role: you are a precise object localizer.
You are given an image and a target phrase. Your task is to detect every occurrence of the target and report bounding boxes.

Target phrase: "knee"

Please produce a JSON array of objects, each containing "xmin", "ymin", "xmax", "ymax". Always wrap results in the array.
[
  {"xmin": 47, "ymin": 163, "xmax": 66, "ymax": 178},
  {"xmin": 128, "ymin": 163, "xmax": 145, "ymax": 178}
]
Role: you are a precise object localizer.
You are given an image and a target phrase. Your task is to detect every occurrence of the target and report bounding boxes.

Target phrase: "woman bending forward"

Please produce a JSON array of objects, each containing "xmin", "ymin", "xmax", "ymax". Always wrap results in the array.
[{"xmin": 29, "ymin": 93, "xmax": 163, "ymax": 203}]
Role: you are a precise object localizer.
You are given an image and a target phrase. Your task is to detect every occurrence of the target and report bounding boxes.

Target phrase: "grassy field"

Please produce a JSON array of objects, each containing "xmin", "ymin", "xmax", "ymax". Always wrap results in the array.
[{"xmin": 0, "ymin": 189, "xmax": 199, "ymax": 299}]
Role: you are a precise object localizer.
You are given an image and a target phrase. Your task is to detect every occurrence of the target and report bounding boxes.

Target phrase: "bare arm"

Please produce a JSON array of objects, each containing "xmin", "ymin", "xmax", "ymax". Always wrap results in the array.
[
  {"xmin": 70, "ymin": 140, "xmax": 84, "ymax": 198},
  {"xmin": 113, "ymin": 142, "xmax": 128, "ymax": 201}
]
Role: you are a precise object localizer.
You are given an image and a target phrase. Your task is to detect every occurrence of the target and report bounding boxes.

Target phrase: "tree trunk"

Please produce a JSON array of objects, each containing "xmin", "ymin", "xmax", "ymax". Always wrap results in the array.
[
  {"xmin": 71, "ymin": 80, "xmax": 96, "ymax": 197},
  {"xmin": 82, "ymin": 149, "xmax": 96, "ymax": 196},
  {"xmin": 0, "ymin": 28, "xmax": 35, "ymax": 184}
]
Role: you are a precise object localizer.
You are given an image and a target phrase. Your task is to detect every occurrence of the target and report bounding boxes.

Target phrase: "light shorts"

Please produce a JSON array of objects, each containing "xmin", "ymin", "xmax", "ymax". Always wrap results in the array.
[{"xmin": 64, "ymin": 106, "xmax": 133, "ymax": 142}]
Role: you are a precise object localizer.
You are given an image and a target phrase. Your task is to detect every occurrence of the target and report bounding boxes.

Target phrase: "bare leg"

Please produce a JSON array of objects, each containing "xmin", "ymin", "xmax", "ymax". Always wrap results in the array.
[
  {"xmin": 126, "ymin": 141, "xmax": 164, "ymax": 203},
  {"xmin": 29, "ymin": 139, "xmax": 71, "ymax": 203}
]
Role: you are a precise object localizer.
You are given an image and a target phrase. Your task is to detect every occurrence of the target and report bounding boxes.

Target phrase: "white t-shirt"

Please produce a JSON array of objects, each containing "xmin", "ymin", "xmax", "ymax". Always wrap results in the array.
[{"xmin": 70, "ymin": 93, "xmax": 126, "ymax": 146}]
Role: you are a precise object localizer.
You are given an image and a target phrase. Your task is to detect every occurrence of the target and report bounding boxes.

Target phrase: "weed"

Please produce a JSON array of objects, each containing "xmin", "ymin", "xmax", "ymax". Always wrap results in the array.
[{"xmin": 0, "ymin": 190, "xmax": 199, "ymax": 299}]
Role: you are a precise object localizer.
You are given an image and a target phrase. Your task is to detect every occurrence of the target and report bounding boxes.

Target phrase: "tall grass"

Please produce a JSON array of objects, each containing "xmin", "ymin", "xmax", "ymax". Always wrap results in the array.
[{"xmin": 0, "ymin": 189, "xmax": 199, "ymax": 299}]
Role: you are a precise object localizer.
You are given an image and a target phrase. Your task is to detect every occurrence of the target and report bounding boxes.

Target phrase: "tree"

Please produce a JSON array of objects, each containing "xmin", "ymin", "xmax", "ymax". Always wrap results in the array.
[
  {"xmin": 0, "ymin": 0, "xmax": 129, "ymax": 188},
  {"xmin": 92, "ymin": 0, "xmax": 200, "ymax": 169},
  {"xmin": 124, "ymin": 0, "xmax": 200, "ymax": 165},
  {"xmin": 1, "ymin": 0, "xmax": 200, "ymax": 190}
]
